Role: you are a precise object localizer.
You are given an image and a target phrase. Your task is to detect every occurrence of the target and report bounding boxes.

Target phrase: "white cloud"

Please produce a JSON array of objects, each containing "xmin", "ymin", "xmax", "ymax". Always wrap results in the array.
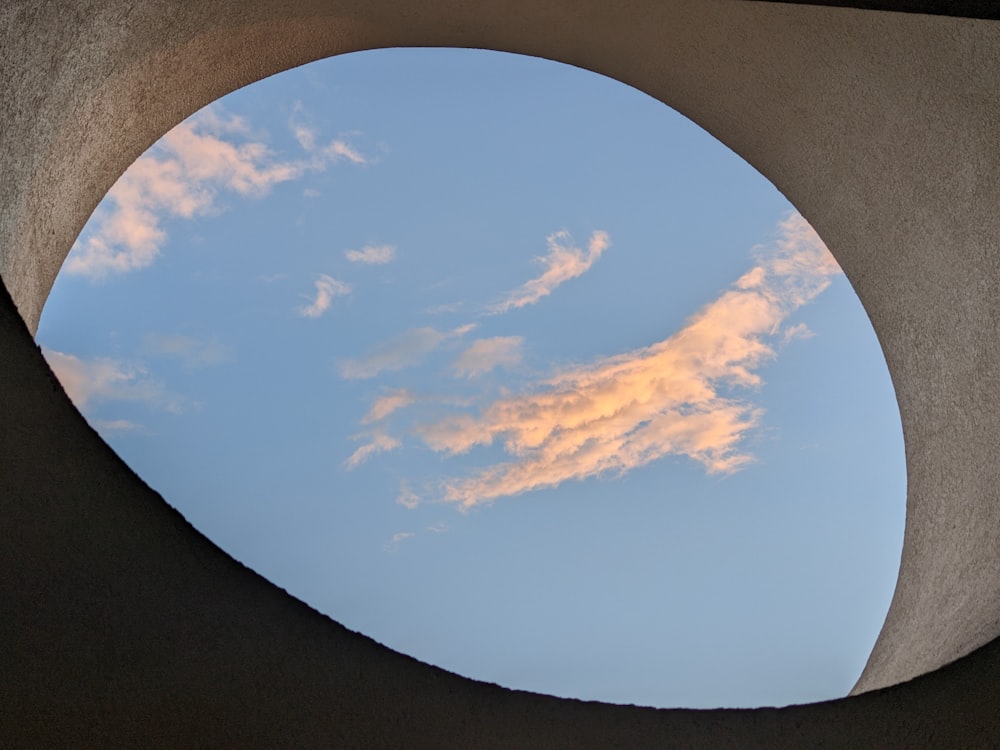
[
  {"xmin": 299, "ymin": 274, "xmax": 351, "ymax": 318},
  {"xmin": 416, "ymin": 213, "xmax": 840, "ymax": 508},
  {"xmin": 345, "ymin": 244, "xmax": 396, "ymax": 265},
  {"xmin": 490, "ymin": 229, "xmax": 610, "ymax": 313},
  {"xmin": 66, "ymin": 105, "xmax": 367, "ymax": 279},
  {"xmin": 344, "ymin": 432, "xmax": 401, "ymax": 470},
  {"xmin": 339, "ymin": 323, "xmax": 476, "ymax": 379},
  {"xmin": 426, "ymin": 521, "xmax": 451, "ymax": 534},
  {"xmin": 452, "ymin": 336, "xmax": 524, "ymax": 378},
  {"xmin": 42, "ymin": 349, "xmax": 184, "ymax": 413}
]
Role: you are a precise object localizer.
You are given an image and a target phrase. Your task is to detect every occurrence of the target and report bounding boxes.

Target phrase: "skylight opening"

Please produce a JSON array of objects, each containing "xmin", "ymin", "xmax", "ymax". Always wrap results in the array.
[{"xmin": 36, "ymin": 48, "xmax": 906, "ymax": 709}]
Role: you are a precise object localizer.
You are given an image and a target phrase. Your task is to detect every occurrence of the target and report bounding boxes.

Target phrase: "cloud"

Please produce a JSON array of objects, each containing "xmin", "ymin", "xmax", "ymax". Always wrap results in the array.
[
  {"xmin": 362, "ymin": 389, "xmax": 418, "ymax": 424},
  {"xmin": 426, "ymin": 521, "xmax": 451, "ymax": 534},
  {"xmin": 416, "ymin": 213, "xmax": 840, "ymax": 508},
  {"xmin": 397, "ymin": 483, "xmax": 421, "ymax": 510},
  {"xmin": 345, "ymin": 432, "xmax": 401, "ymax": 469},
  {"xmin": 490, "ymin": 229, "xmax": 610, "ymax": 313},
  {"xmin": 42, "ymin": 349, "xmax": 184, "ymax": 413},
  {"xmin": 289, "ymin": 101, "xmax": 368, "ymax": 165},
  {"xmin": 345, "ymin": 244, "xmax": 396, "ymax": 265},
  {"xmin": 143, "ymin": 333, "xmax": 232, "ymax": 369},
  {"xmin": 384, "ymin": 531, "xmax": 416, "ymax": 551},
  {"xmin": 339, "ymin": 323, "xmax": 476, "ymax": 379},
  {"xmin": 299, "ymin": 274, "xmax": 351, "ymax": 318},
  {"xmin": 423, "ymin": 301, "xmax": 465, "ymax": 315},
  {"xmin": 782, "ymin": 322, "xmax": 814, "ymax": 344},
  {"xmin": 452, "ymin": 336, "xmax": 524, "ymax": 378},
  {"xmin": 66, "ymin": 105, "xmax": 367, "ymax": 279},
  {"xmin": 91, "ymin": 419, "xmax": 146, "ymax": 434}
]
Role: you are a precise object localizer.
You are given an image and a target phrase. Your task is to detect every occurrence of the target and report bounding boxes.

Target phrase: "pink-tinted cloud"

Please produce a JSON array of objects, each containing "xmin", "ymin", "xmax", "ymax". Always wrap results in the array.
[
  {"xmin": 91, "ymin": 419, "xmax": 146, "ymax": 434},
  {"xmin": 397, "ymin": 483, "xmax": 421, "ymax": 509},
  {"xmin": 42, "ymin": 348, "xmax": 184, "ymax": 413},
  {"xmin": 339, "ymin": 323, "xmax": 476, "ymax": 379},
  {"xmin": 345, "ymin": 244, "xmax": 396, "ymax": 264},
  {"xmin": 782, "ymin": 322, "xmax": 814, "ymax": 344},
  {"xmin": 452, "ymin": 336, "xmax": 524, "ymax": 378},
  {"xmin": 490, "ymin": 229, "xmax": 610, "ymax": 313},
  {"xmin": 299, "ymin": 274, "xmax": 351, "ymax": 318},
  {"xmin": 418, "ymin": 213, "xmax": 840, "ymax": 508},
  {"xmin": 66, "ymin": 106, "xmax": 367, "ymax": 279},
  {"xmin": 345, "ymin": 432, "xmax": 401, "ymax": 470},
  {"xmin": 362, "ymin": 389, "xmax": 418, "ymax": 424}
]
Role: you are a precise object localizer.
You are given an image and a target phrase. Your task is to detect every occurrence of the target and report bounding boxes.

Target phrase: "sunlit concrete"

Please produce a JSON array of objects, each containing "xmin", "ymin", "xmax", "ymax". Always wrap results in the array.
[{"xmin": 2, "ymin": 0, "xmax": 999, "ymax": 745}]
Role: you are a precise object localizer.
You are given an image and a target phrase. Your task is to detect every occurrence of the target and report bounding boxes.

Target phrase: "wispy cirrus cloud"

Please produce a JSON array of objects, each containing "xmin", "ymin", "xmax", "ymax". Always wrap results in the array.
[
  {"xmin": 42, "ymin": 349, "xmax": 185, "ymax": 414},
  {"xmin": 490, "ymin": 229, "xmax": 610, "ymax": 313},
  {"xmin": 345, "ymin": 244, "xmax": 396, "ymax": 265},
  {"xmin": 66, "ymin": 106, "xmax": 367, "ymax": 279},
  {"xmin": 91, "ymin": 419, "xmax": 146, "ymax": 434},
  {"xmin": 452, "ymin": 336, "xmax": 524, "ymax": 378},
  {"xmin": 417, "ymin": 213, "xmax": 840, "ymax": 508},
  {"xmin": 289, "ymin": 102, "xmax": 368, "ymax": 165},
  {"xmin": 143, "ymin": 333, "xmax": 232, "ymax": 369},
  {"xmin": 339, "ymin": 323, "xmax": 476, "ymax": 380},
  {"xmin": 345, "ymin": 432, "xmax": 401, "ymax": 470},
  {"xmin": 362, "ymin": 388, "xmax": 418, "ymax": 424},
  {"xmin": 384, "ymin": 531, "xmax": 416, "ymax": 552},
  {"xmin": 299, "ymin": 274, "xmax": 351, "ymax": 318}
]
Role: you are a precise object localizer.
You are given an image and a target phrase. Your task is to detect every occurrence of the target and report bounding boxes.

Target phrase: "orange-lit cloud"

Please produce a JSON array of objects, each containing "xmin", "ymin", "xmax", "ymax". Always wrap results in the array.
[
  {"xmin": 66, "ymin": 106, "xmax": 367, "ymax": 279},
  {"xmin": 452, "ymin": 336, "xmax": 524, "ymax": 378},
  {"xmin": 418, "ymin": 213, "xmax": 840, "ymax": 508},
  {"xmin": 345, "ymin": 244, "xmax": 396, "ymax": 264},
  {"xmin": 340, "ymin": 323, "xmax": 476, "ymax": 379},
  {"xmin": 299, "ymin": 274, "xmax": 351, "ymax": 318},
  {"xmin": 490, "ymin": 229, "xmax": 609, "ymax": 313}
]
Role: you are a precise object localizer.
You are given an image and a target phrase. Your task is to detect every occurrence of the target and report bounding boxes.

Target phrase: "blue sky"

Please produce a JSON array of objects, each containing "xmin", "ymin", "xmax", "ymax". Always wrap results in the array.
[{"xmin": 37, "ymin": 49, "xmax": 906, "ymax": 709}]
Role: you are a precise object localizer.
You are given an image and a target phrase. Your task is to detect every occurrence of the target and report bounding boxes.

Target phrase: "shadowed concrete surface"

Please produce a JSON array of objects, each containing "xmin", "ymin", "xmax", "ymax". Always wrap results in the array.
[
  {"xmin": 1, "ymin": 0, "xmax": 998, "ymax": 746},
  {"xmin": 763, "ymin": 0, "xmax": 1000, "ymax": 19}
]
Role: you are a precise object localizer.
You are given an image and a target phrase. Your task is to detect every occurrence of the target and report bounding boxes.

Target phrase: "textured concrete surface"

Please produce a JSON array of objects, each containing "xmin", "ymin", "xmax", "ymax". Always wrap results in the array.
[{"xmin": 2, "ymin": 0, "xmax": 999, "ymax": 746}]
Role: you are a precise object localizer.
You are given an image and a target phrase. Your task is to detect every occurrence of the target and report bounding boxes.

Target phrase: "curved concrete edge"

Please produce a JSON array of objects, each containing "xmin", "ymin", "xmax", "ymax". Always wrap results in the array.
[{"xmin": 2, "ymin": 0, "xmax": 1000, "ymax": 744}]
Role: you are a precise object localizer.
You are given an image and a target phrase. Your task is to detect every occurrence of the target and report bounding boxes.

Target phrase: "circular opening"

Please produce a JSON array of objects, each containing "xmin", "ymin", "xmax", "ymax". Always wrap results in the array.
[{"xmin": 36, "ymin": 48, "xmax": 905, "ymax": 709}]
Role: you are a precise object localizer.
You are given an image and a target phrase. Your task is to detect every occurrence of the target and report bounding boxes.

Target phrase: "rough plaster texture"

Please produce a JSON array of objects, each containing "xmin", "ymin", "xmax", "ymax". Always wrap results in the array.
[{"xmin": 1, "ymin": 0, "xmax": 999, "ymax": 746}]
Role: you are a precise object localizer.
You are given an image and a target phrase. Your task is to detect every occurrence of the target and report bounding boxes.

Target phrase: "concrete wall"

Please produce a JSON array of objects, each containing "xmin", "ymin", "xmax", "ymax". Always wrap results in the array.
[{"xmin": 2, "ymin": 1, "xmax": 999, "ymax": 746}]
